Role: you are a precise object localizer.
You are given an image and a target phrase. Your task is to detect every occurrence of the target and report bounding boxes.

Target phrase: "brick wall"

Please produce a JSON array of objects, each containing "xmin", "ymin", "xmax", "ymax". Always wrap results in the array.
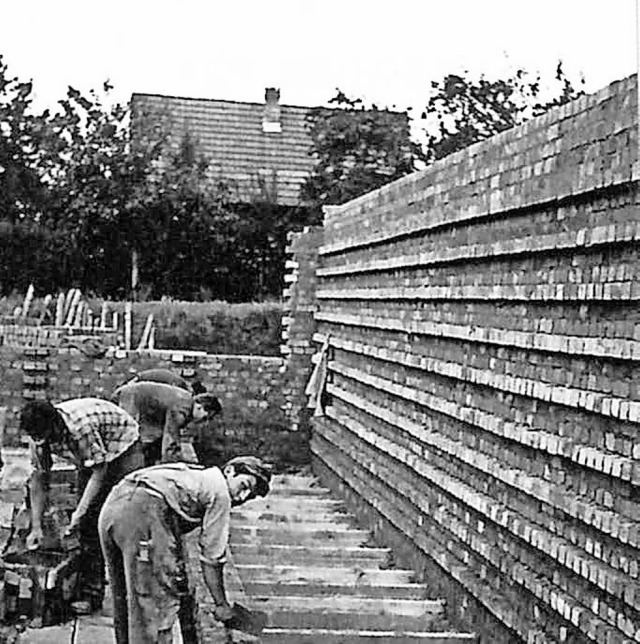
[
  {"xmin": 1, "ymin": 346, "xmax": 308, "ymax": 470},
  {"xmin": 0, "ymin": 324, "xmax": 119, "ymax": 348},
  {"xmin": 311, "ymin": 74, "xmax": 640, "ymax": 643}
]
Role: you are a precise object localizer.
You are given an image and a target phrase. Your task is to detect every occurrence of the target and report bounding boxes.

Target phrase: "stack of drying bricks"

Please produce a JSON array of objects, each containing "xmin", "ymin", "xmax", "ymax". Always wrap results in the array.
[
  {"xmin": 281, "ymin": 226, "xmax": 323, "ymax": 431},
  {"xmin": 311, "ymin": 75, "xmax": 640, "ymax": 643},
  {"xmin": 0, "ymin": 464, "xmax": 80, "ymax": 626}
]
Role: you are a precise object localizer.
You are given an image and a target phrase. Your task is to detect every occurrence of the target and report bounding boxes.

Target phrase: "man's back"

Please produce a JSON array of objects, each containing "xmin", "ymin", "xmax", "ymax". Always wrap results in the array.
[
  {"xmin": 122, "ymin": 368, "xmax": 191, "ymax": 392},
  {"xmin": 112, "ymin": 381, "xmax": 194, "ymax": 464}
]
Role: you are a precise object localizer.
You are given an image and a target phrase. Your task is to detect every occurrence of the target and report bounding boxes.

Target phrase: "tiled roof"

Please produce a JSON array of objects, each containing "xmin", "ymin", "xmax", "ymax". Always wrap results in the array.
[{"xmin": 131, "ymin": 92, "xmax": 316, "ymax": 207}]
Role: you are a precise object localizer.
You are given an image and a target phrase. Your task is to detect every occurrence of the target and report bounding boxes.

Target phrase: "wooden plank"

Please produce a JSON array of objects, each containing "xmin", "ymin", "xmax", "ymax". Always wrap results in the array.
[
  {"xmin": 36, "ymin": 294, "xmax": 53, "ymax": 325},
  {"xmin": 55, "ymin": 293, "xmax": 66, "ymax": 326},
  {"xmin": 64, "ymin": 290, "xmax": 82, "ymax": 326},
  {"xmin": 20, "ymin": 284, "xmax": 35, "ymax": 320},
  {"xmin": 124, "ymin": 303, "xmax": 132, "ymax": 350},
  {"xmin": 99, "ymin": 302, "xmax": 108, "ymax": 330},
  {"xmin": 136, "ymin": 314, "xmax": 154, "ymax": 351}
]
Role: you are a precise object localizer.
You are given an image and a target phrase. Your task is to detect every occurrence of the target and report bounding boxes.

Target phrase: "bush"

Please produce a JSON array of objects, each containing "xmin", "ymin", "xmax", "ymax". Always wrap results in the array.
[
  {"xmin": 0, "ymin": 294, "xmax": 283, "ymax": 356},
  {"xmin": 106, "ymin": 299, "xmax": 283, "ymax": 355}
]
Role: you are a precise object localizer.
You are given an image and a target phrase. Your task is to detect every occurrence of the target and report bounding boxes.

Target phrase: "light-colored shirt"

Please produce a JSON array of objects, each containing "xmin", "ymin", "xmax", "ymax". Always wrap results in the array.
[
  {"xmin": 112, "ymin": 381, "xmax": 194, "ymax": 462},
  {"xmin": 124, "ymin": 463, "xmax": 230, "ymax": 565},
  {"xmin": 31, "ymin": 398, "xmax": 140, "ymax": 472}
]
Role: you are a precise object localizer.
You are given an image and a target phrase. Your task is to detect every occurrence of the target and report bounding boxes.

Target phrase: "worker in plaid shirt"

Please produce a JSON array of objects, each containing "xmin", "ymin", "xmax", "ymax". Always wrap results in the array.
[{"xmin": 20, "ymin": 397, "xmax": 144, "ymax": 615}]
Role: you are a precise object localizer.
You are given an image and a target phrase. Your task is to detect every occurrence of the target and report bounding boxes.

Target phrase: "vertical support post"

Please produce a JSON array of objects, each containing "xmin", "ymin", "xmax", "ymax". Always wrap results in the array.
[
  {"xmin": 131, "ymin": 249, "xmax": 139, "ymax": 301},
  {"xmin": 100, "ymin": 301, "xmax": 108, "ymax": 330},
  {"xmin": 124, "ymin": 302, "xmax": 132, "ymax": 351}
]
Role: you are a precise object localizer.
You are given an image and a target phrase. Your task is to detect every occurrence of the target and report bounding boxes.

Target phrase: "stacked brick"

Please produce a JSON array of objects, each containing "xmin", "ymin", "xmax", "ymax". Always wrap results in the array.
[
  {"xmin": 0, "ymin": 466, "xmax": 80, "ymax": 626},
  {"xmin": 311, "ymin": 74, "xmax": 640, "ymax": 643},
  {"xmin": 0, "ymin": 324, "xmax": 118, "ymax": 348},
  {"xmin": 280, "ymin": 226, "xmax": 323, "ymax": 433}
]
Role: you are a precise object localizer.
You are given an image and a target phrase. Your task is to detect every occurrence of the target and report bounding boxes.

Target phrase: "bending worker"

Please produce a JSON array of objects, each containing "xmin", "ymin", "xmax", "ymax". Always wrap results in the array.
[
  {"xmin": 20, "ymin": 398, "xmax": 144, "ymax": 615},
  {"xmin": 111, "ymin": 379, "xmax": 221, "ymax": 466},
  {"xmin": 98, "ymin": 456, "xmax": 272, "ymax": 644},
  {"xmin": 117, "ymin": 367, "xmax": 207, "ymax": 395}
]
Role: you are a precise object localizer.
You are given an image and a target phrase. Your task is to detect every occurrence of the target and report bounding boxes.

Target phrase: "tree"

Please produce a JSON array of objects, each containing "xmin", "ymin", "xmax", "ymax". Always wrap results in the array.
[
  {"xmin": 302, "ymin": 91, "xmax": 424, "ymax": 211},
  {"xmin": 422, "ymin": 62, "xmax": 585, "ymax": 162},
  {"xmin": 0, "ymin": 55, "xmax": 50, "ymax": 223}
]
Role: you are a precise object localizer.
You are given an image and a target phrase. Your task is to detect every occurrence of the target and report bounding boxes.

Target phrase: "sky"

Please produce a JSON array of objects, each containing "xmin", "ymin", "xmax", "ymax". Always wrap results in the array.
[{"xmin": 0, "ymin": 0, "xmax": 637, "ymax": 119}]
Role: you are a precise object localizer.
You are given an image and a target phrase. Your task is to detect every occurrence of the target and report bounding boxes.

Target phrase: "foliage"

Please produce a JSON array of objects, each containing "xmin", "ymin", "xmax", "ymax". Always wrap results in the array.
[
  {"xmin": 0, "ymin": 55, "xmax": 587, "ymax": 301},
  {"xmin": 302, "ymin": 91, "xmax": 424, "ymax": 210},
  {"xmin": 0, "ymin": 56, "xmax": 49, "ymax": 223},
  {"xmin": 0, "ymin": 293, "xmax": 283, "ymax": 354},
  {"xmin": 99, "ymin": 299, "xmax": 283, "ymax": 355},
  {"xmin": 422, "ymin": 62, "xmax": 585, "ymax": 162},
  {"xmin": 0, "ymin": 56, "xmax": 287, "ymax": 301}
]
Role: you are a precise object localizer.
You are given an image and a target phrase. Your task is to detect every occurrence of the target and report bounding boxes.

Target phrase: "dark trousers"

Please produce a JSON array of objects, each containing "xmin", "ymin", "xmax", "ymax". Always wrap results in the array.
[{"xmin": 76, "ymin": 441, "xmax": 145, "ymax": 607}]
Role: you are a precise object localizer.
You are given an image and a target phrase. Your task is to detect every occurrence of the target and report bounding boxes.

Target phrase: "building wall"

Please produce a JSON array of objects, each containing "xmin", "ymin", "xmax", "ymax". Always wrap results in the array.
[{"xmin": 311, "ymin": 75, "xmax": 640, "ymax": 643}]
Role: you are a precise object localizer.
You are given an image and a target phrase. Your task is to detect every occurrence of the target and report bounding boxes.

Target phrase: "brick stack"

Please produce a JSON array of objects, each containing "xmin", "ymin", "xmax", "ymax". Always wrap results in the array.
[
  {"xmin": 0, "ymin": 465, "xmax": 80, "ymax": 626},
  {"xmin": 0, "ymin": 324, "xmax": 118, "ymax": 348},
  {"xmin": 281, "ymin": 226, "xmax": 323, "ymax": 433},
  {"xmin": 311, "ymin": 74, "xmax": 640, "ymax": 643}
]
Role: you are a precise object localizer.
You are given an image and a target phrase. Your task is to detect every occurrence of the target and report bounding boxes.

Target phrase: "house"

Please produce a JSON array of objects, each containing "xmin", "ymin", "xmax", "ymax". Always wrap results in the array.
[
  {"xmin": 130, "ymin": 88, "xmax": 414, "ymax": 209},
  {"xmin": 130, "ymin": 88, "xmax": 316, "ymax": 207}
]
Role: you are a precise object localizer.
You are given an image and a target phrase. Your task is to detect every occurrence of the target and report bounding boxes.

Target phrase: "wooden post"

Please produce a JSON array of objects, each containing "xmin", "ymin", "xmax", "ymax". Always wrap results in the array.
[
  {"xmin": 37, "ymin": 294, "xmax": 53, "ymax": 325},
  {"xmin": 100, "ymin": 301, "xmax": 108, "ymax": 330},
  {"xmin": 124, "ymin": 302, "xmax": 132, "ymax": 351},
  {"xmin": 73, "ymin": 301, "xmax": 85, "ymax": 328},
  {"xmin": 136, "ymin": 314, "xmax": 154, "ymax": 351},
  {"xmin": 131, "ymin": 250, "xmax": 139, "ymax": 300},
  {"xmin": 148, "ymin": 325, "xmax": 155, "ymax": 350},
  {"xmin": 55, "ymin": 293, "xmax": 65, "ymax": 326},
  {"xmin": 21, "ymin": 284, "xmax": 35, "ymax": 320},
  {"xmin": 63, "ymin": 288, "xmax": 76, "ymax": 321},
  {"xmin": 64, "ymin": 290, "xmax": 82, "ymax": 327}
]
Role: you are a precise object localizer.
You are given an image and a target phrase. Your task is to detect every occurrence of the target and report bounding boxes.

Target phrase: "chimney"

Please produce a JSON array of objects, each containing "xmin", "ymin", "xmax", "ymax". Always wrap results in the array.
[{"xmin": 262, "ymin": 87, "xmax": 282, "ymax": 133}]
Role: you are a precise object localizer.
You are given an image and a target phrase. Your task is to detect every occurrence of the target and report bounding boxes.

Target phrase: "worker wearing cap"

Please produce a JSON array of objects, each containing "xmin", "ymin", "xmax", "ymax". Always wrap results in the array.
[
  {"xmin": 111, "ymin": 380, "xmax": 222, "ymax": 466},
  {"xmin": 20, "ymin": 398, "xmax": 144, "ymax": 615},
  {"xmin": 98, "ymin": 455, "xmax": 272, "ymax": 644}
]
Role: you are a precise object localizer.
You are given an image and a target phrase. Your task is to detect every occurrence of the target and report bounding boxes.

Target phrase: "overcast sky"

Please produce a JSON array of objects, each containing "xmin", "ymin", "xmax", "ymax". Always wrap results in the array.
[{"xmin": 0, "ymin": 0, "xmax": 636, "ymax": 116}]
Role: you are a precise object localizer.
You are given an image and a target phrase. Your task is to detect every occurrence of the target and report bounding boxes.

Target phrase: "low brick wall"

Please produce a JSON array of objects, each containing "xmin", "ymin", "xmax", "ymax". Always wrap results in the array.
[
  {"xmin": 0, "ymin": 324, "xmax": 119, "ymax": 349},
  {"xmin": 1, "ymin": 345, "xmax": 308, "ymax": 471}
]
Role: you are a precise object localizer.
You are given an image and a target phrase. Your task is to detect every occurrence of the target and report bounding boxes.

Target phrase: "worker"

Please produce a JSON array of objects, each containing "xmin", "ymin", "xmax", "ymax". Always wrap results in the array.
[
  {"xmin": 98, "ymin": 455, "xmax": 272, "ymax": 644},
  {"xmin": 116, "ymin": 367, "xmax": 207, "ymax": 395},
  {"xmin": 111, "ymin": 380, "xmax": 222, "ymax": 466},
  {"xmin": 20, "ymin": 398, "xmax": 144, "ymax": 615}
]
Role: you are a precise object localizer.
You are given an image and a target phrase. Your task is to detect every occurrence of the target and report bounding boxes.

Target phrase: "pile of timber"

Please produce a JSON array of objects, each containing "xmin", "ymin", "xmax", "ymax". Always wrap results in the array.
[{"xmin": 7, "ymin": 286, "xmax": 157, "ymax": 351}]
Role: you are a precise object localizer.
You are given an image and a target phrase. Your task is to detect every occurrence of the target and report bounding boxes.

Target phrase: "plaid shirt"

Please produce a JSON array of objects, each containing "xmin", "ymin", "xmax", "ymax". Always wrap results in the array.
[{"xmin": 31, "ymin": 398, "xmax": 140, "ymax": 473}]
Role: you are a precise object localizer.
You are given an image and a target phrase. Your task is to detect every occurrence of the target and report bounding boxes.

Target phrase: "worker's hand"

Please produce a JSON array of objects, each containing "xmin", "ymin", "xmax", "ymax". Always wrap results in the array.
[
  {"xmin": 214, "ymin": 602, "xmax": 234, "ymax": 624},
  {"xmin": 66, "ymin": 510, "xmax": 84, "ymax": 533},
  {"xmin": 63, "ymin": 519, "xmax": 79, "ymax": 539},
  {"xmin": 26, "ymin": 528, "xmax": 44, "ymax": 550},
  {"xmin": 61, "ymin": 522, "xmax": 81, "ymax": 551}
]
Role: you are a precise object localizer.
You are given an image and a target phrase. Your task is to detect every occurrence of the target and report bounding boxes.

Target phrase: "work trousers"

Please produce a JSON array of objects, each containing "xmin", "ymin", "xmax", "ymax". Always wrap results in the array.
[
  {"xmin": 98, "ymin": 480, "xmax": 190, "ymax": 644},
  {"xmin": 75, "ymin": 441, "xmax": 145, "ymax": 608}
]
